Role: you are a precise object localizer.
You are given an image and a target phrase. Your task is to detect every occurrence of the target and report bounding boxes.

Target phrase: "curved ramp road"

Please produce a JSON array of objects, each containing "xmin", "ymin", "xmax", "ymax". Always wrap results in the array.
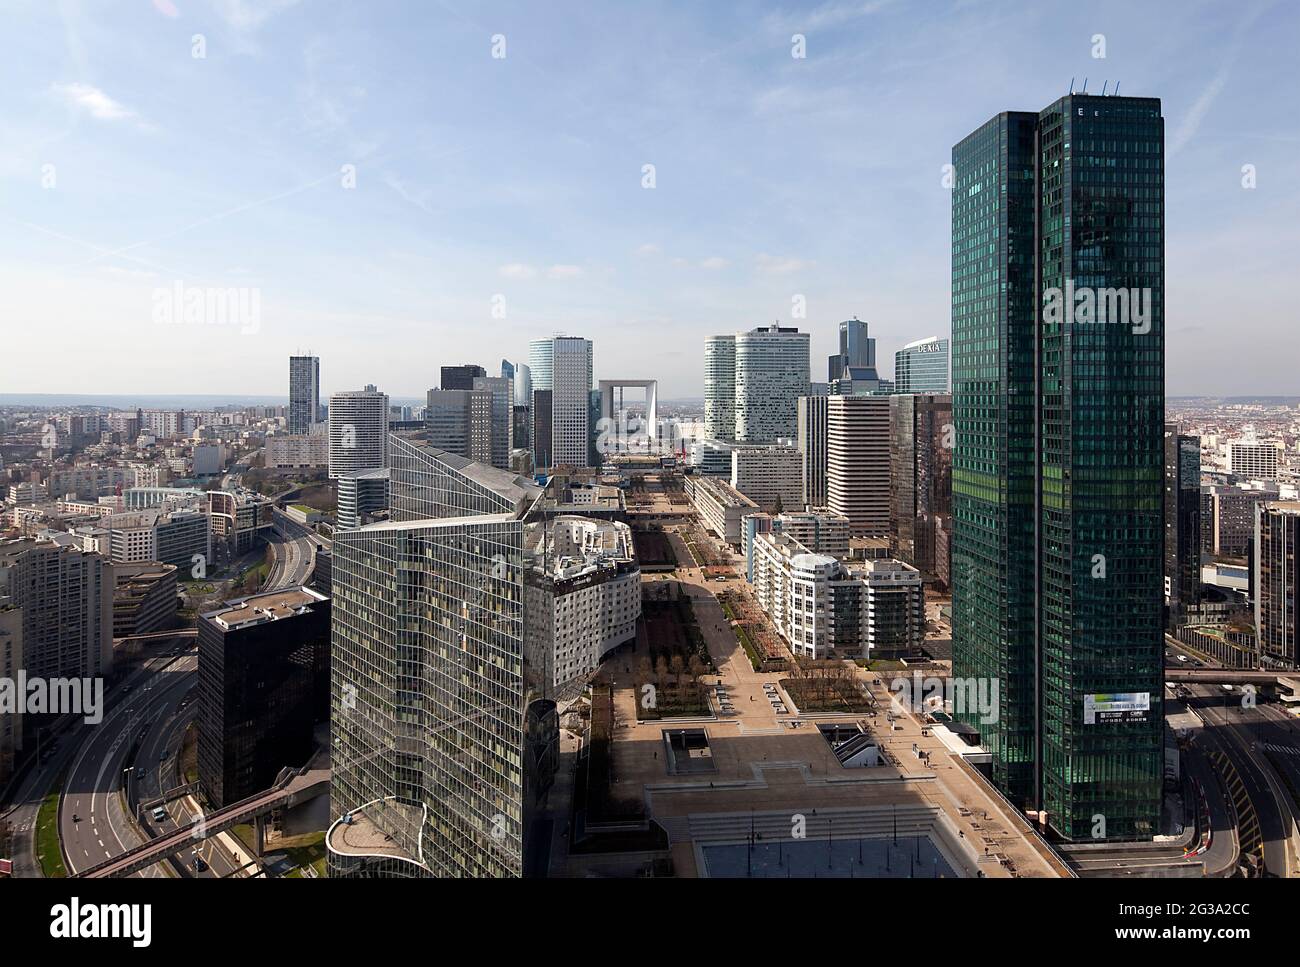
[{"xmin": 60, "ymin": 655, "xmax": 197, "ymax": 877}]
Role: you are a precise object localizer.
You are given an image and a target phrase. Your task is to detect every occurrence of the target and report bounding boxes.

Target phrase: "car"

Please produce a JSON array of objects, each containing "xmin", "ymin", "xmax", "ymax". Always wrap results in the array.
[
  {"xmin": 192, "ymin": 856, "xmax": 207, "ymax": 873},
  {"xmin": 151, "ymin": 807, "xmax": 168, "ymax": 823}
]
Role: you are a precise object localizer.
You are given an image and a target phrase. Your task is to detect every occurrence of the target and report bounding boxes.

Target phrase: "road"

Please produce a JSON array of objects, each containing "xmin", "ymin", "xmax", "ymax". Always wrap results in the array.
[
  {"xmin": 60, "ymin": 653, "xmax": 198, "ymax": 876},
  {"xmin": 1188, "ymin": 682, "xmax": 1298, "ymax": 876},
  {"xmin": 0, "ymin": 638, "xmax": 190, "ymax": 877},
  {"xmin": 264, "ymin": 509, "xmax": 322, "ymax": 590}
]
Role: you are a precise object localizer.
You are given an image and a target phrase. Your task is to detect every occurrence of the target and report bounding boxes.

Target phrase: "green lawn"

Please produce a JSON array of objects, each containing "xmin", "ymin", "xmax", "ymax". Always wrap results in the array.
[{"xmin": 36, "ymin": 786, "xmax": 67, "ymax": 878}]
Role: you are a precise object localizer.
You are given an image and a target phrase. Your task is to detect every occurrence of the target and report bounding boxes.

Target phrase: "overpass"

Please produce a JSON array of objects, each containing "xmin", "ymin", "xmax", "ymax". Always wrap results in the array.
[
  {"xmin": 74, "ymin": 766, "xmax": 329, "ymax": 878},
  {"xmin": 1166, "ymin": 668, "xmax": 1300, "ymax": 693}
]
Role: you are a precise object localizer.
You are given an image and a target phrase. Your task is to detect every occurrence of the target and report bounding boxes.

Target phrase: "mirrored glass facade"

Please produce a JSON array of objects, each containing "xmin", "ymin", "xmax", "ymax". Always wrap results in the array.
[{"xmin": 952, "ymin": 95, "xmax": 1165, "ymax": 841}]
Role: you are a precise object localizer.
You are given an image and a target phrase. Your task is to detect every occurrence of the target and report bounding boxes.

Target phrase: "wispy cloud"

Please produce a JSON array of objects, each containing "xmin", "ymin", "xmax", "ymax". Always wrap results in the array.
[
  {"xmin": 211, "ymin": 0, "xmax": 301, "ymax": 31},
  {"xmin": 756, "ymin": 253, "xmax": 813, "ymax": 275},
  {"xmin": 547, "ymin": 265, "xmax": 583, "ymax": 280},
  {"xmin": 51, "ymin": 82, "xmax": 135, "ymax": 122},
  {"xmin": 499, "ymin": 263, "xmax": 538, "ymax": 280}
]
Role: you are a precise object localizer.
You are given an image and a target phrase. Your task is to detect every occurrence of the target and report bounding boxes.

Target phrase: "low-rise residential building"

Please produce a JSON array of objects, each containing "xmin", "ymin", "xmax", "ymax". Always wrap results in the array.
[{"xmin": 685, "ymin": 474, "xmax": 758, "ymax": 547}]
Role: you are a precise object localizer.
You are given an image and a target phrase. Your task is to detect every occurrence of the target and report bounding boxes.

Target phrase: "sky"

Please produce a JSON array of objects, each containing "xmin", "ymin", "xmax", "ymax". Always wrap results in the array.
[{"xmin": 0, "ymin": 0, "xmax": 1296, "ymax": 401}]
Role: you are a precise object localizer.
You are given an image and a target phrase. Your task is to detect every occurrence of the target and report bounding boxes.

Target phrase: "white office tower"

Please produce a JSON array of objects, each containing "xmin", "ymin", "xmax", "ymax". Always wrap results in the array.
[
  {"xmin": 704, "ymin": 334, "xmax": 737, "ymax": 441},
  {"xmin": 827, "ymin": 394, "xmax": 891, "ymax": 536},
  {"xmin": 733, "ymin": 324, "xmax": 810, "ymax": 443},
  {"xmin": 894, "ymin": 337, "xmax": 950, "ymax": 394},
  {"xmin": 288, "ymin": 355, "xmax": 321, "ymax": 434},
  {"xmin": 329, "ymin": 385, "xmax": 389, "ymax": 479},
  {"xmin": 544, "ymin": 336, "xmax": 593, "ymax": 468}
]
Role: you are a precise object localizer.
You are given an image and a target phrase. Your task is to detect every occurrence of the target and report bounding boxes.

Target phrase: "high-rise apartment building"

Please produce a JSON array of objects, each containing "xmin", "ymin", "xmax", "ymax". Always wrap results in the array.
[
  {"xmin": 1164, "ymin": 424, "xmax": 1201, "ymax": 630},
  {"xmin": 734, "ymin": 324, "xmax": 809, "ymax": 443},
  {"xmin": 894, "ymin": 337, "xmax": 950, "ymax": 394},
  {"xmin": 328, "ymin": 385, "xmax": 389, "ymax": 479},
  {"xmin": 951, "ymin": 95, "xmax": 1165, "ymax": 841},
  {"xmin": 826, "ymin": 395, "xmax": 891, "ymax": 537},
  {"xmin": 0, "ymin": 538, "xmax": 113, "ymax": 683},
  {"xmin": 1254, "ymin": 502, "xmax": 1300, "ymax": 669},
  {"xmin": 288, "ymin": 355, "xmax": 320, "ymax": 435},
  {"xmin": 704, "ymin": 334, "xmax": 737, "ymax": 441}
]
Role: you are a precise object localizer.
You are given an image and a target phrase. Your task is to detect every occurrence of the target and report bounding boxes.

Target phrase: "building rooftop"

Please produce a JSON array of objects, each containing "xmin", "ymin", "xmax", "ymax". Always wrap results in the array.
[{"xmin": 202, "ymin": 586, "xmax": 328, "ymax": 631}]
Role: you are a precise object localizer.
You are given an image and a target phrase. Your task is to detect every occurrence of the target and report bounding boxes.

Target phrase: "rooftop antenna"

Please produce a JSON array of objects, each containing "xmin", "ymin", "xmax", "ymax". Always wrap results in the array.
[
  {"xmin": 1102, "ymin": 80, "xmax": 1108, "ymax": 96},
  {"xmin": 1114, "ymin": 81, "xmax": 1121, "ymax": 96},
  {"xmin": 1069, "ymin": 76, "xmax": 1075, "ymax": 94},
  {"xmin": 1081, "ymin": 77, "xmax": 1088, "ymax": 93}
]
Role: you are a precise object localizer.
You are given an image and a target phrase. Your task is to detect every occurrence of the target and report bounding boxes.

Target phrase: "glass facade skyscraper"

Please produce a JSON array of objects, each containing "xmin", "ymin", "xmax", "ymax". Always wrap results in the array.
[
  {"xmin": 951, "ymin": 95, "xmax": 1165, "ymax": 841},
  {"xmin": 328, "ymin": 435, "xmax": 555, "ymax": 877}
]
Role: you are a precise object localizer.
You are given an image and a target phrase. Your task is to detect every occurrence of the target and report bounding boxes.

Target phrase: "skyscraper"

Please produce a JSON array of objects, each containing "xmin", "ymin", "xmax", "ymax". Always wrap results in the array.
[
  {"xmin": 704, "ymin": 334, "xmax": 736, "ymax": 441},
  {"xmin": 826, "ymin": 395, "xmax": 891, "ymax": 537},
  {"xmin": 328, "ymin": 385, "xmax": 389, "ymax": 479},
  {"xmin": 288, "ymin": 355, "xmax": 320, "ymax": 435},
  {"xmin": 440, "ymin": 364, "xmax": 487, "ymax": 391},
  {"xmin": 527, "ymin": 338, "xmax": 554, "ymax": 392},
  {"xmin": 1164, "ymin": 424, "xmax": 1201, "ymax": 630},
  {"xmin": 424, "ymin": 388, "xmax": 492, "ymax": 464},
  {"xmin": 894, "ymin": 337, "xmax": 950, "ymax": 394},
  {"xmin": 527, "ymin": 336, "xmax": 592, "ymax": 469},
  {"xmin": 473, "ymin": 374, "xmax": 515, "ymax": 470},
  {"xmin": 951, "ymin": 94, "xmax": 1165, "ymax": 841},
  {"xmin": 890, "ymin": 393, "xmax": 953, "ymax": 586},
  {"xmin": 1254, "ymin": 502, "xmax": 1300, "ymax": 669},
  {"xmin": 733, "ymin": 324, "xmax": 809, "ymax": 443},
  {"xmin": 827, "ymin": 317, "xmax": 876, "ymax": 382},
  {"xmin": 328, "ymin": 436, "xmax": 553, "ymax": 877},
  {"xmin": 796, "ymin": 394, "xmax": 829, "ymax": 508}
]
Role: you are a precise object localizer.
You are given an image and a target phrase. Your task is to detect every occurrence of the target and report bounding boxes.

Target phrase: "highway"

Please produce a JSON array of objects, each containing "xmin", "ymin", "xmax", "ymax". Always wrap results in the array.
[
  {"xmin": 265, "ymin": 508, "xmax": 322, "ymax": 590},
  {"xmin": 0, "ymin": 638, "xmax": 192, "ymax": 877},
  {"xmin": 1187, "ymin": 682, "xmax": 1298, "ymax": 876},
  {"xmin": 59, "ymin": 653, "xmax": 198, "ymax": 876}
]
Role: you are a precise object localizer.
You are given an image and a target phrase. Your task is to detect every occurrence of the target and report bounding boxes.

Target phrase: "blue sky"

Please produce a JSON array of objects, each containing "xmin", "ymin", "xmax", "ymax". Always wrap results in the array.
[{"xmin": 0, "ymin": 0, "xmax": 1296, "ymax": 400}]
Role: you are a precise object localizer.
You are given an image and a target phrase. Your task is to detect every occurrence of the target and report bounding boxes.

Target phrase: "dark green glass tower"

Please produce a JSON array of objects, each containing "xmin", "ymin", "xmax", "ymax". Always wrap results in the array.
[{"xmin": 952, "ymin": 94, "xmax": 1165, "ymax": 841}]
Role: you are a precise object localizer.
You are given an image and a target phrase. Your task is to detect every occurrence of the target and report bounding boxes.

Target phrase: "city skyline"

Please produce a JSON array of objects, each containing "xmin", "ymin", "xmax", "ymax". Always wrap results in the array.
[{"xmin": 2, "ymin": 1, "xmax": 1295, "ymax": 400}]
